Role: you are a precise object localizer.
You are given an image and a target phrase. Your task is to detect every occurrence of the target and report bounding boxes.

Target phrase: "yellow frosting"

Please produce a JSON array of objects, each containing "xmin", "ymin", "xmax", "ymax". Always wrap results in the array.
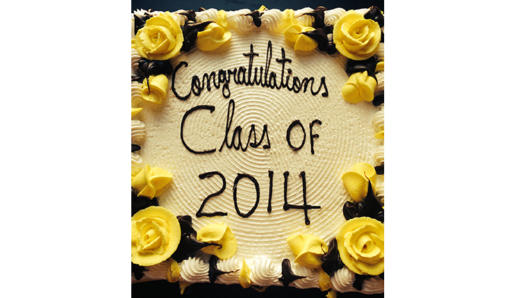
[
  {"xmin": 133, "ymin": 12, "xmax": 184, "ymax": 60},
  {"xmin": 287, "ymin": 233, "xmax": 328, "ymax": 269},
  {"xmin": 141, "ymin": 75, "xmax": 169, "ymax": 105},
  {"xmin": 277, "ymin": 9, "xmax": 300, "ymax": 33},
  {"xmin": 131, "ymin": 164, "xmax": 173, "ymax": 199},
  {"xmin": 131, "ymin": 206, "xmax": 181, "ymax": 266},
  {"xmin": 284, "ymin": 24, "xmax": 318, "ymax": 53},
  {"xmin": 318, "ymin": 269, "xmax": 331, "ymax": 291},
  {"xmin": 196, "ymin": 22, "xmax": 232, "ymax": 52},
  {"xmin": 337, "ymin": 217, "xmax": 384, "ymax": 276},
  {"xmin": 167, "ymin": 259, "xmax": 180, "ymax": 282},
  {"xmin": 132, "ymin": 107, "xmax": 143, "ymax": 118},
  {"xmin": 375, "ymin": 130, "xmax": 384, "ymax": 139},
  {"xmin": 341, "ymin": 163, "xmax": 377, "ymax": 202},
  {"xmin": 376, "ymin": 61, "xmax": 384, "ymax": 72},
  {"xmin": 179, "ymin": 281, "xmax": 190, "ymax": 295},
  {"xmin": 326, "ymin": 290, "xmax": 337, "ymax": 298},
  {"xmin": 197, "ymin": 222, "xmax": 237, "ymax": 259},
  {"xmin": 258, "ymin": 5, "xmax": 267, "ymax": 12},
  {"xmin": 342, "ymin": 71, "xmax": 377, "ymax": 104},
  {"xmin": 216, "ymin": 10, "xmax": 229, "ymax": 29},
  {"xmin": 333, "ymin": 11, "xmax": 381, "ymax": 60},
  {"xmin": 239, "ymin": 259, "xmax": 251, "ymax": 288}
]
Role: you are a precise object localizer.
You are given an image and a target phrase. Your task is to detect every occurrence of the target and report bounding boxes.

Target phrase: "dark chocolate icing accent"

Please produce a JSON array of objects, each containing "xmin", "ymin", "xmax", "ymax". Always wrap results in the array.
[
  {"xmin": 132, "ymin": 144, "xmax": 141, "ymax": 152},
  {"xmin": 283, "ymin": 171, "xmax": 321, "ymax": 225},
  {"xmin": 133, "ymin": 59, "xmax": 173, "ymax": 83},
  {"xmin": 196, "ymin": 171, "xmax": 228, "ymax": 217},
  {"xmin": 181, "ymin": 21, "xmax": 212, "ymax": 52},
  {"xmin": 375, "ymin": 164, "xmax": 384, "ymax": 175},
  {"xmin": 364, "ymin": 6, "xmax": 384, "ymax": 28},
  {"xmin": 131, "ymin": 188, "xmax": 159, "ymax": 216},
  {"xmin": 303, "ymin": 6, "xmax": 327, "ymax": 29},
  {"xmin": 379, "ymin": 273, "xmax": 384, "ymax": 280},
  {"xmin": 302, "ymin": 25, "xmax": 336, "ymax": 54},
  {"xmin": 246, "ymin": 10, "xmax": 264, "ymax": 27},
  {"xmin": 133, "ymin": 9, "xmax": 153, "ymax": 34},
  {"xmin": 372, "ymin": 92, "xmax": 384, "ymax": 106},
  {"xmin": 345, "ymin": 57, "xmax": 378, "ymax": 77},
  {"xmin": 171, "ymin": 215, "xmax": 215, "ymax": 262},
  {"xmin": 179, "ymin": 10, "xmax": 197, "ymax": 23},
  {"xmin": 353, "ymin": 274, "xmax": 371, "ymax": 291},
  {"xmin": 342, "ymin": 181, "xmax": 384, "ymax": 222},
  {"xmin": 198, "ymin": 7, "xmax": 206, "ymax": 12},
  {"xmin": 267, "ymin": 170, "xmax": 273, "ymax": 213},
  {"xmin": 279, "ymin": 259, "xmax": 305, "ymax": 286},
  {"xmin": 286, "ymin": 120, "xmax": 306, "ymax": 151},
  {"xmin": 321, "ymin": 238, "xmax": 345, "ymax": 277},
  {"xmin": 132, "ymin": 263, "xmax": 147, "ymax": 280},
  {"xmin": 181, "ymin": 105, "xmax": 217, "ymax": 154},
  {"xmin": 208, "ymin": 255, "xmax": 231, "ymax": 284},
  {"xmin": 233, "ymin": 173, "xmax": 260, "ymax": 218}
]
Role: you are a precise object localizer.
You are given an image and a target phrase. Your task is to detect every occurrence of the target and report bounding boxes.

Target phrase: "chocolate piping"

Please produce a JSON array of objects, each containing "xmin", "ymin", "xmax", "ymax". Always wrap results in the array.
[
  {"xmin": 132, "ymin": 144, "xmax": 141, "ymax": 152},
  {"xmin": 171, "ymin": 215, "xmax": 217, "ymax": 262},
  {"xmin": 353, "ymin": 274, "xmax": 371, "ymax": 291},
  {"xmin": 321, "ymin": 238, "xmax": 344, "ymax": 277},
  {"xmin": 132, "ymin": 263, "xmax": 147, "ymax": 280},
  {"xmin": 245, "ymin": 10, "xmax": 263, "ymax": 27},
  {"xmin": 372, "ymin": 92, "xmax": 384, "ymax": 106},
  {"xmin": 208, "ymin": 255, "xmax": 231, "ymax": 284},
  {"xmin": 363, "ymin": 6, "xmax": 384, "ymax": 27},
  {"xmin": 131, "ymin": 188, "xmax": 159, "ymax": 216},
  {"xmin": 375, "ymin": 164, "xmax": 384, "ymax": 175},
  {"xmin": 303, "ymin": 6, "xmax": 327, "ymax": 29},
  {"xmin": 342, "ymin": 181, "xmax": 383, "ymax": 222},
  {"xmin": 278, "ymin": 259, "xmax": 305, "ymax": 286}
]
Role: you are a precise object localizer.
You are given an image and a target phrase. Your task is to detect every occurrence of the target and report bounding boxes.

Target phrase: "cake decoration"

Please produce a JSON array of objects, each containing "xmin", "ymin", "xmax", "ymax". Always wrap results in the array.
[
  {"xmin": 131, "ymin": 144, "xmax": 141, "ymax": 152},
  {"xmin": 279, "ymin": 258, "xmax": 305, "ymax": 286},
  {"xmin": 131, "ymin": 206, "xmax": 181, "ymax": 266},
  {"xmin": 287, "ymin": 233, "xmax": 328, "ymax": 269},
  {"xmin": 336, "ymin": 217, "xmax": 384, "ymax": 276},
  {"xmin": 132, "ymin": 263, "xmax": 147, "ymax": 280},
  {"xmin": 284, "ymin": 24, "xmax": 318, "ymax": 53},
  {"xmin": 140, "ymin": 74, "xmax": 169, "ymax": 104},
  {"xmin": 208, "ymin": 255, "xmax": 231, "ymax": 283},
  {"xmin": 133, "ymin": 12, "xmax": 184, "ymax": 60},
  {"xmin": 131, "ymin": 164, "xmax": 173, "ymax": 199},
  {"xmin": 342, "ymin": 181, "xmax": 384, "ymax": 222},
  {"xmin": 197, "ymin": 222, "xmax": 237, "ymax": 259},
  {"xmin": 239, "ymin": 259, "xmax": 252, "ymax": 288},
  {"xmin": 131, "ymin": 107, "xmax": 143, "ymax": 118},
  {"xmin": 333, "ymin": 10, "xmax": 381, "ymax": 61},
  {"xmin": 196, "ymin": 22, "xmax": 232, "ymax": 52},
  {"xmin": 171, "ymin": 215, "xmax": 210, "ymax": 262},
  {"xmin": 181, "ymin": 21, "xmax": 213, "ymax": 52},
  {"xmin": 341, "ymin": 71, "xmax": 377, "ymax": 104},
  {"xmin": 167, "ymin": 259, "xmax": 180, "ymax": 282},
  {"xmin": 341, "ymin": 163, "xmax": 377, "ymax": 202},
  {"xmin": 131, "ymin": 188, "xmax": 159, "ymax": 216},
  {"xmin": 318, "ymin": 268, "xmax": 332, "ymax": 291}
]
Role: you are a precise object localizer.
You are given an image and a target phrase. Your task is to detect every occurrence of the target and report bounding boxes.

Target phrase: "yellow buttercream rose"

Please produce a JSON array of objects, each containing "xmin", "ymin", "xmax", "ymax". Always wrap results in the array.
[
  {"xmin": 197, "ymin": 222, "xmax": 237, "ymax": 259},
  {"xmin": 287, "ymin": 233, "xmax": 328, "ymax": 269},
  {"xmin": 196, "ymin": 22, "xmax": 232, "ymax": 52},
  {"xmin": 333, "ymin": 11, "xmax": 381, "ymax": 60},
  {"xmin": 342, "ymin": 71, "xmax": 377, "ymax": 104},
  {"xmin": 284, "ymin": 24, "xmax": 318, "ymax": 53},
  {"xmin": 141, "ymin": 74, "xmax": 169, "ymax": 104},
  {"xmin": 131, "ymin": 206, "xmax": 181, "ymax": 266},
  {"xmin": 341, "ymin": 163, "xmax": 377, "ymax": 202},
  {"xmin": 131, "ymin": 164, "xmax": 173, "ymax": 199},
  {"xmin": 133, "ymin": 12, "xmax": 184, "ymax": 60},
  {"xmin": 336, "ymin": 217, "xmax": 384, "ymax": 275}
]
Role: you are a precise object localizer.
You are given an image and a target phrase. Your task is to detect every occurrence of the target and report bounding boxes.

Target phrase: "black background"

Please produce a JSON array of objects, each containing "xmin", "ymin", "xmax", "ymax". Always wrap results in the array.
[{"xmin": 132, "ymin": 0, "xmax": 384, "ymax": 297}]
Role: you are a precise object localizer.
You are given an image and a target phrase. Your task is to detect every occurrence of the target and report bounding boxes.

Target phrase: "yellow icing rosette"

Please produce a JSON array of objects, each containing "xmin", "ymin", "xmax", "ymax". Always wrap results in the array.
[
  {"xmin": 196, "ymin": 22, "xmax": 232, "ymax": 52},
  {"xmin": 284, "ymin": 24, "xmax": 318, "ymax": 53},
  {"xmin": 342, "ymin": 71, "xmax": 377, "ymax": 104},
  {"xmin": 287, "ymin": 233, "xmax": 328, "ymax": 269},
  {"xmin": 336, "ymin": 217, "xmax": 384, "ymax": 276},
  {"xmin": 197, "ymin": 222, "xmax": 237, "ymax": 259},
  {"xmin": 131, "ymin": 164, "xmax": 173, "ymax": 199},
  {"xmin": 141, "ymin": 74, "xmax": 169, "ymax": 104},
  {"xmin": 239, "ymin": 259, "xmax": 251, "ymax": 288},
  {"xmin": 341, "ymin": 163, "xmax": 377, "ymax": 202},
  {"xmin": 333, "ymin": 11, "xmax": 381, "ymax": 60},
  {"xmin": 216, "ymin": 10, "xmax": 229, "ymax": 29},
  {"xmin": 131, "ymin": 206, "xmax": 181, "ymax": 266},
  {"xmin": 133, "ymin": 12, "xmax": 184, "ymax": 60},
  {"xmin": 277, "ymin": 9, "xmax": 300, "ymax": 33}
]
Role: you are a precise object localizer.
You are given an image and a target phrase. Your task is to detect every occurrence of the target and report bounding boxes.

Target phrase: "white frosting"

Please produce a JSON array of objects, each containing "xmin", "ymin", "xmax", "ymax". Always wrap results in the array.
[
  {"xmin": 132, "ymin": 8, "xmax": 383, "ymax": 294},
  {"xmin": 324, "ymin": 8, "xmax": 346, "ymax": 26},
  {"xmin": 376, "ymin": 43, "xmax": 384, "ymax": 60},
  {"xmin": 330, "ymin": 267, "xmax": 384, "ymax": 293},
  {"xmin": 131, "ymin": 48, "xmax": 140, "ymax": 71},
  {"xmin": 375, "ymin": 72, "xmax": 384, "ymax": 94},
  {"xmin": 373, "ymin": 106, "xmax": 384, "ymax": 133},
  {"xmin": 131, "ymin": 120, "xmax": 146, "ymax": 144},
  {"xmin": 131, "ymin": 152, "xmax": 143, "ymax": 166},
  {"xmin": 374, "ymin": 144, "xmax": 384, "ymax": 165},
  {"xmin": 294, "ymin": 7, "xmax": 314, "ymax": 26}
]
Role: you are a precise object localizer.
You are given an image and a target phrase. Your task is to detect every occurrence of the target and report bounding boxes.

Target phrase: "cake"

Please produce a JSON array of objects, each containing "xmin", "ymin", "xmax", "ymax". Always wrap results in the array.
[{"xmin": 131, "ymin": 6, "xmax": 384, "ymax": 296}]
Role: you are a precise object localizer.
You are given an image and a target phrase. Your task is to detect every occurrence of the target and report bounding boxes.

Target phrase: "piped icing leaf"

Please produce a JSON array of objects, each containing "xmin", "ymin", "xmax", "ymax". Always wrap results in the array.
[
  {"xmin": 208, "ymin": 255, "xmax": 231, "ymax": 284},
  {"xmin": 133, "ymin": 58, "xmax": 173, "ymax": 83},
  {"xmin": 132, "ymin": 263, "xmax": 147, "ymax": 280},
  {"xmin": 343, "ymin": 181, "xmax": 384, "ymax": 222},
  {"xmin": 303, "ymin": 6, "xmax": 327, "ymax": 29},
  {"xmin": 132, "ymin": 144, "xmax": 141, "ymax": 152},
  {"xmin": 341, "ymin": 71, "xmax": 377, "ymax": 104},
  {"xmin": 133, "ymin": 12, "xmax": 184, "ymax": 60},
  {"xmin": 364, "ymin": 6, "xmax": 384, "ymax": 27},
  {"xmin": 181, "ymin": 21, "xmax": 213, "ymax": 52},
  {"xmin": 341, "ymin": 162, "xmax": 377, "ymax": 202},
  {"xmin": 333, "ymin": 10, "xmax": 381, "ymax": 60},
  {"xmin": 239, "ymin": 259, "xmax": 251, "ymax": 288},
  {"xmin": 336, "ymin": 217, "xmax": 384, "ymax": 276},
  {"xmin": 287, "ymin": 233, "xmax": 328, "ymax": 269},
  {"xmin": 131, "ymin": 188, "xmax": 159, "ymax": 216},
  {"xmin": 372, "ymin": 92, "xmax": 384, "ymax": 106},
  {"xmin": 197, "ymin": 222, "xmax": 237, "ymax": 259},
  {"xmin": 345, "ymin": 57, "xmax": 377, "ymax": 77},
  {"xmin": 279, "ymin": 259, "xmax": 305, "ymax": 286},
  {"xmin": 140, "ymin": 74, "xmax": 169, "ymax": 104},
  {"xmin": 131, "ymin": 164, "xmax": 173, "ymax": 199},
  {"xmin": 353, "ymin": 274, "xmax": 371, "ymax": 291},
  {"xmin": 321, "ymin": 238, "xmax": 345, "ymax": 277},
  {"xmin": 171, "ymin": 216, "xmax": 211, "ymax": 262},
  {"xmin": 196, "ymin": 22, "xmax": 232, "ymax": 52},
  {"xmin": 131, "ymin": 206, "xmax": 181, "ymax": 266},
  {"xmin": 302, "ymin": 25, "xmax": 336, "ymax": 54},
  {"xmin": 245, "ymin": 9, "xmax": 264, "ymax": 27}
]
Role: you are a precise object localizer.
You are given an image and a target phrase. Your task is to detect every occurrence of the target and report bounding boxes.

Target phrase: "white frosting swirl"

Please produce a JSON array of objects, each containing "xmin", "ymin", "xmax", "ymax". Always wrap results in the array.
[
  {"xmin": 375, "ymin": 177, "xmax": 384, "ymax": 204},
  {"xmin": 132, "ymin": 120, "xmax": 146, "ymax": 144},
  {"xmin": 261, "ymin": 9, "xmax": 282, "ymax": 32},
  {"xmin": 376, "ymin": 43, "xmax": 384, "ymax": 61},
  {"xmin": 131, "ymin": 48, "xmax": 141, "ymax": 71},
  {"xmin": 215, "ymin": 257, "xmax": 242, "ymax": 284},
  {"xmin": 196, "ymin": 8, "xmax": 218, "ymax": 23},
  {"xmin": 226, "ymin": 9, "xmax": 254, "ymax": 33},
  {"xmin": 131, "ymin": 152, "xmax": 143, "ymax": 166},
  {"xmin": 290, "ymin": 263, "xmax": 320, "ymax": 289},
  {"xmin": 294, "ymin": 7, "xmax": 314, "ymax": 27},
  {"xmin": 131, "ymin": 81, "xmax": 143, "ymax": 106},
  {"xmin": 330, "ymin": 266, "xmax": 384, "ymax": 294},
  {"xmin": 324, "ymin": 8, "xmax": 346, "ymax": 26},
  {"xmin": 374, "ymin": 145, "xmax": 384, "ymax": 165},
  {"xmin": 179, "ymin": 257, "xmax": 210, "ymax": 283},
  {"xmin": 373, "ymin": 107, "xmax": 384, "ymax": 133},
  {"xmin": 249, "ymin": 256, "xmax": 282, "ymax": 286},
  {"xmin": 375, "ymin": 72, "xmax": 384, "ymax": 94}
]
